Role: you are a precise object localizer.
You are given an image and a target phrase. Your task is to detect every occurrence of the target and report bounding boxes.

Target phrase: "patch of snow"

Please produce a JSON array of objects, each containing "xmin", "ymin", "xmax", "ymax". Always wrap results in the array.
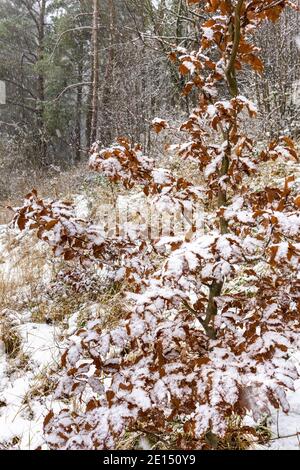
[
  {"xmin": 202, "ymin": 27, "xmax": 214, "ymax": 41},
  {"xmin": 0, "ymin": 320, "xmax": 65, "ymax": 449},
  {"xmin": 73, "ymin": 195, "xmax": 90, "ymax": 219},
  {"xmin": 18, "ymin": 323, "xmax": 62, "ymax": 368},
  {"xmin": 267, "ymin": 351, "xmax": 300, "ymax": 450}
]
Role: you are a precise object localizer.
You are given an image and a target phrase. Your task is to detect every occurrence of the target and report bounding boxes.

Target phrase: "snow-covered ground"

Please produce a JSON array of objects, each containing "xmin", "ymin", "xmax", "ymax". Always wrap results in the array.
[
  {"xmin": 268, "ymin": 350, "xmax": 300, "ymax": 450},
  {"xmin": 0, "ymin": 211, "xmax": 300, "ymax": 449},
  {"xmin": 0, "ymin": 322, "xmax": 64, "ymax": 449},
  {"xmin": 0, "ymin": 225, "xmax": 66, "ymax": 449}
]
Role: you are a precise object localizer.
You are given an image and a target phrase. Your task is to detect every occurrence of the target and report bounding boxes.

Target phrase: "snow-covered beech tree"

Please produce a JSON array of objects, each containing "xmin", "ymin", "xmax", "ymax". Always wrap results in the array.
[{"xmin": 12, "ymin": 0, "xmax": 300, "ymax": 449}]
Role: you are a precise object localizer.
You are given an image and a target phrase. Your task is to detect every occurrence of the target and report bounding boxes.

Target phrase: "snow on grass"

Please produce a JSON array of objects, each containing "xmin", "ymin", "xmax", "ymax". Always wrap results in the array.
[
  {"xmin": 18, "ymin": 323, "xmax": 62, "ymax": 367},
  {"xmin": 0, "ymin": 322, "xmax": 65, "ymax": 449},
  {"xmin": 267, "ymin": 351, "xmax": 300, "ymax": 450},
  {"xmin": 73, "ymin": 194, "xmax": 90, "ymax": 219},
  {"xmin": 0, "ymin": 225, "xmax": 52, "ymax": 289},
  {"xmin": 0, "ymin": 224, "xmax": 67, "ymax": 448}
]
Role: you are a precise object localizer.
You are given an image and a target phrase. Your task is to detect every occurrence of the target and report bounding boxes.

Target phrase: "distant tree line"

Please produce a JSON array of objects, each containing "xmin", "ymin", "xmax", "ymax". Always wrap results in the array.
[{"xmin": 0, "ymin": 0, "xmax": 299, "ymax": 171}]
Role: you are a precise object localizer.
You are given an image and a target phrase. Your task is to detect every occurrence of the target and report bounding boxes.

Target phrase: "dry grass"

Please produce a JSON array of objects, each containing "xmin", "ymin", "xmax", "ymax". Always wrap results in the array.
[
  {"xmin": 116, "ymin": 415, "xmax": 259, "ymax": 451},
  {"xmin": 0, "ymin": 313, "xmax": 22, "ymax": 358},
  {"xmin": 23, "ymin": 367, "xmax": 58, "ymax": 403},
  {"xmin": 30, "ymin": 294, "xmax": 84, "ymax": 325},
  {"xmin": 0, "ymin": 160, "xmax": 106, "ymax": 225},
  {"xmin": 95, "ymin": 284, "xmax": 128, "ymax": 329},
  {"xmin": 0, "ymin": 230, "xmax": 51, "ymax": 309},
  {"xmin": 0, "ymin": 436, "xmax": 20, "ymax": 450}
]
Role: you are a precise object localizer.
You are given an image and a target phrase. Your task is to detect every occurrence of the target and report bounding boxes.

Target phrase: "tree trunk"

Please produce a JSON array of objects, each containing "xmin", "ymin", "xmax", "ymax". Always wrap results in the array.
[
  {"xmin": 101, "ymin": 0, "xmax": 115, "ymax": 145},
  {"xmin": 36, "ymin": 0, "xmax": 47, "ymax": 165},
  {"xmin": 90, "ymin": 0, "xmax": 100, "ymax": 145},
  {"xmin": 75, "ymin": 45, "xmax": 84, "ymax": 162},
  {"xmin": 204, "ymin": 0, "xmax": 244, "ymax": 339}
]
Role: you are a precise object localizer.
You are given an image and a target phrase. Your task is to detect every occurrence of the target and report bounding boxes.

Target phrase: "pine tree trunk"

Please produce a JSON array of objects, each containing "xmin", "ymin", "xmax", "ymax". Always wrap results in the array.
[
  {"xmin": 75, "ymin": 44, "xmax": 84, "ymax": 163},
  {"xmin": 90, "ymin": 0, "xmax": 100, "ymax": 145},
  {"xmin": 37, "ymin": 0, "xmax": 47, "ymax": 165}
]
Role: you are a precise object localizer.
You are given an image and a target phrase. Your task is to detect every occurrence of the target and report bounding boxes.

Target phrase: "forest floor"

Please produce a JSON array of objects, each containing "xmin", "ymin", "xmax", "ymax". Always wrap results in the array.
[{"xmin": 0, "ymin": 159, "xmax": 299, "ymax": 450}]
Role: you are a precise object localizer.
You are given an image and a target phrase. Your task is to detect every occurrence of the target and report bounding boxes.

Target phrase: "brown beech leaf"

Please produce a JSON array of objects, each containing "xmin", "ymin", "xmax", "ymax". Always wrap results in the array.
[
  {"xmin": 294, "ymin": 195, "xmax": 300, "ymax": 208},
  {"xmin": 43, "ymin": 410, "xmax": 54, "ymax": 428},
  {"xmin": 179, "ymin": 63, "xmax": 190, "ymax": 76},
  {"xmin": 106, "ymin": 390, "xmax": 115, "ymax": 408}
]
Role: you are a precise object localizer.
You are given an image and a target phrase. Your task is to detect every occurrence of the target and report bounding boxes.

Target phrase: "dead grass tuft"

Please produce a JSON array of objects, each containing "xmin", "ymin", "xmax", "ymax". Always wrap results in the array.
[
  {"xmin": 0, "ymin": 306, "xmax": 24, "ymax": 359},
  {"xmin": 24, "ymin": 367, "xmax": 58, "ymax": 403},
  {"xmin": 116, "ymin": 415, "xmax": 261, "ymax": 450},
  {"xmin": 0, "ymin": 315, "xmax": 22, "ymax": 358}
]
